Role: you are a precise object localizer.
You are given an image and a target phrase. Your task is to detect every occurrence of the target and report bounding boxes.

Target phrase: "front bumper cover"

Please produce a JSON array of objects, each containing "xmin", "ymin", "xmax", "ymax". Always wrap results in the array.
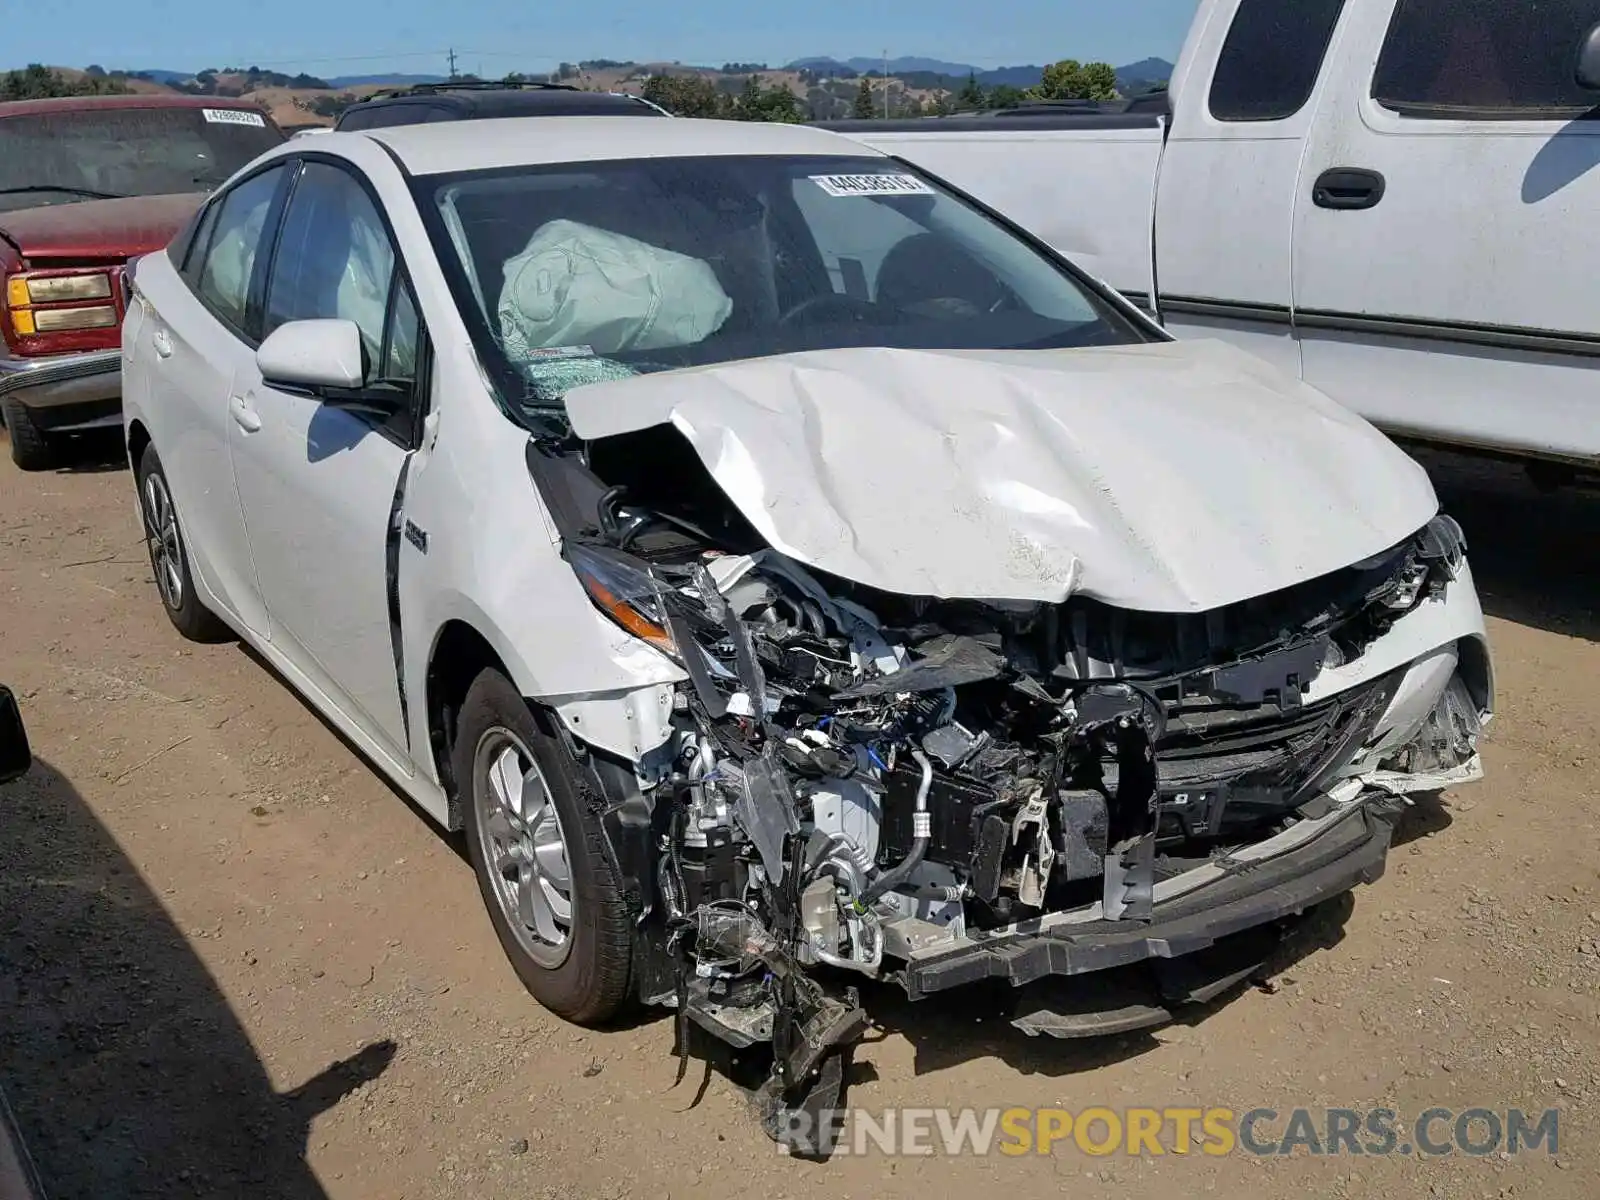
[
  {"xmin": 0, "ymin": 348, "xmax": 121, "ymax": 423},
  {"xmin": 900, "ymin": 794, "xmax": 1402, "ymax": 1002}
]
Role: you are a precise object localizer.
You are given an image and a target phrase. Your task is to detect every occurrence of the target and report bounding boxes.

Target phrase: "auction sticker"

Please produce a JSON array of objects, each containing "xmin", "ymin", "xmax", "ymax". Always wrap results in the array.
[
  {"xmin": 810, "ymin": 174, "xmax": 935, "ymax": 198},
  {"xmin": 203, "ymin": 108, "xmax": 267, "ymax": 127}
]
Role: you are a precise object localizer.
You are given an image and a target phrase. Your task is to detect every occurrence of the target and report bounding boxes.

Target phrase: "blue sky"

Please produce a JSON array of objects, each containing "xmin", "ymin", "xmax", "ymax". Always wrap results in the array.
[{"xmin": 8, "ymin": 0, "xmax": 1199, "ymax": 76}]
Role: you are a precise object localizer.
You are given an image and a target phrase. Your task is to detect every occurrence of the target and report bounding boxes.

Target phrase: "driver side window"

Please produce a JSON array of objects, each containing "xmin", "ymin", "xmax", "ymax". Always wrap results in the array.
[{"xmin": 262, "ymin": 161, "xmax": 425, "ymax": 444}]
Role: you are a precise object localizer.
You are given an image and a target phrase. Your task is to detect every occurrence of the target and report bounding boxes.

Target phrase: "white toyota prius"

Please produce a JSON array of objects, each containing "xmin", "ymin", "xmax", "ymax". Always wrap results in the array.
[{"xmin": 122, "ymin": 116, "xmax": 1493, "ymax": 1131}]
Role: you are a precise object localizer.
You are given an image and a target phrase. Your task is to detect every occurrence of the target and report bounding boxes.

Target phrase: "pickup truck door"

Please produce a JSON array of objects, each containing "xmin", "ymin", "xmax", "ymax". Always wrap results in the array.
[
  {"xmin": 1154, "ymin": 0, "xmax": 1352, "ymax": 380},
  {"xmin": 227, "ymin": 159, "xmax": 423, "ymax": 771},
  {"xmin": 1292, "ymin": 0, "xmax": 1600, "ymax": 465}
]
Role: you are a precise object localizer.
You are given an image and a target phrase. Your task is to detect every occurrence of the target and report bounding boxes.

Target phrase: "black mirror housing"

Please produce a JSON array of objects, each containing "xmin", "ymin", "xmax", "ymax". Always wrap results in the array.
[
  {"xmin": 0, "ymin": 686, "xmax": 32, "ymax": 784},
  {"xmin": 1577, "ymin": 21, "xmax": 1600, "ymax": 91}
]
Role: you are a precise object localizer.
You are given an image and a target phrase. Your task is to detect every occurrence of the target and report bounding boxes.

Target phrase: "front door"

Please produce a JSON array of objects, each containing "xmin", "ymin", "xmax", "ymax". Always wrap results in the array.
[
  {"xmin": 1293, "ymin": 0, "xmax": 1600, "ymax": 463},
  {"xmin": 1154, "ymin": 0, "xmax": 1352, "ymax": 379},
  {"xmin": 228, "ymin": 159, "xmax": 425, "ymax": 767}
]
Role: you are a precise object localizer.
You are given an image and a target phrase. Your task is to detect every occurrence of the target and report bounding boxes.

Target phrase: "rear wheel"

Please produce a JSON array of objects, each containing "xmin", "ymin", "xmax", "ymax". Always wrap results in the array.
[
  {"xmin": 136, "ymin": 446, "xmax": 231, "ymax": 643},
  {"xmin": 455, "ymin": 669, "xmax": 633, "ymax": 1025},
  {"xmin": 1, "ymin": 398, "xmax": 57, "ymax": 471}
]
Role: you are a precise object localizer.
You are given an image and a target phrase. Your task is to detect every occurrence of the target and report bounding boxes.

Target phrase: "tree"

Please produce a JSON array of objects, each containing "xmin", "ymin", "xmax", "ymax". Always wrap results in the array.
[
  {"xmin": 955, "ymin": 71, "xmax": 987, "ymax": 111},
  {"xmin": 851, "ymin": 76, "xmax": 876, "ymax": 119},
  {"xmin": 733, "ymin": 76, "xmax": 802, "ymax": 123},
  {"xmin": 0, "ymin": 64, "xmax": 129, "ymax": 101},
  {"xmin": 1031, "ymin": 59, "xmax": 1118, "ymax": 102},
  {"xmin": 988, "ymin": 84, "xmax": 1026, "ymax": 109},
  {"xmin": 640, "ymin": 73, "xmax": 731, "ymax": 118}
]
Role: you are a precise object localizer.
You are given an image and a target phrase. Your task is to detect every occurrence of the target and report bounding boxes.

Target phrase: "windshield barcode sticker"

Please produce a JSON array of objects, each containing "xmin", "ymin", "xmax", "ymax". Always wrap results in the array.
[
  {"xmin": 810, "ymin": 174, "xmax": 934, "ymax": 198},
  {"xmin": 202, "ymin": 108, "xmax": 267, "ymax": 127}
]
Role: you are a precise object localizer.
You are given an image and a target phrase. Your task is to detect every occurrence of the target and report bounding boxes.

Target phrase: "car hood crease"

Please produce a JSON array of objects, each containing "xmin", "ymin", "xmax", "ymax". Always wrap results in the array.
[{"xmin": 563, "ymin": 339, "xmax": 1440, "ymax": 612}]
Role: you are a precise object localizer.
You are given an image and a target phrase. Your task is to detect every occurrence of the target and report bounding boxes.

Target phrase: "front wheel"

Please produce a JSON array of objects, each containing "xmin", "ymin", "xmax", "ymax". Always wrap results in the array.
[
  {"xmin": 455, "ymin": 669, "xmax": 633, "ymax": 1025},
  {"xmin": 1, "ymin": 398, "xmax": 57, "ymax": 471},
  {"xmin": 135, "ymin": 446, "xmax": 231, "ymax": 643}
]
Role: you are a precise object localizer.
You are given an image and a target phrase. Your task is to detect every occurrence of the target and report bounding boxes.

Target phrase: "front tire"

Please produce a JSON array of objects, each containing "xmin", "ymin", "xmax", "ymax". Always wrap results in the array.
[
  {"xmin": 1, "ymin": 398, "xmax": 57, "ymax": 471},
  {"xmin": 135, "ymin": 446, "xmax": 231, "ymax": 643},
  {"xmin": 455, "ymin": 669, "xmax": 633, "ymax": 1025}
]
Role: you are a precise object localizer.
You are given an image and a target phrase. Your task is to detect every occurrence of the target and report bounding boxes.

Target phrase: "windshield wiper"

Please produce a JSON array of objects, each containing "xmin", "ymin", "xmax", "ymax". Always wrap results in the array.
[{"xmin": 0, "ymin": 185, "xmax": 127, "ymax": 200}]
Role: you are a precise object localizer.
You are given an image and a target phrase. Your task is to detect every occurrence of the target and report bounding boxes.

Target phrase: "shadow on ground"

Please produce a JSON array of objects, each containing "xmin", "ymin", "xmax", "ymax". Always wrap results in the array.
[
  {"xmin": 1412, "ymin": 447, "xmax": 1600, "ymax": 643},
  {"xmin": 0, "ymin": 758, "xmax": 394, "ymax": 1199}
]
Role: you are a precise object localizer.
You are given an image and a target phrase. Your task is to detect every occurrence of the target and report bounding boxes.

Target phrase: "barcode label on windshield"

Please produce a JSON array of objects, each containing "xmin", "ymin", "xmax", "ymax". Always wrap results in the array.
[
  {"xmin": 203, "ymin": 108, "xmax": 267, "ymax": 127},
  {"xmin": 810, "ymin": 174, "xmax": 934, "ymax": 198}
]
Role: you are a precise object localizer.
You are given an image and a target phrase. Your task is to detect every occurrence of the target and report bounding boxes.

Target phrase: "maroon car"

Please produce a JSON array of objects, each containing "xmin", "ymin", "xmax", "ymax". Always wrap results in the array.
[{"xmin": 0, "ymin": 95, "xmax": 285, "ymax": 469}]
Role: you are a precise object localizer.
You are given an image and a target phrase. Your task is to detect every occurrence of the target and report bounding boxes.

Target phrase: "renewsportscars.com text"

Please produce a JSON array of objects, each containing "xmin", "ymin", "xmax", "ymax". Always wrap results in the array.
[{"xmin": 776, "ymin": 1106, "xmax": 1560, "ymax": 1159}]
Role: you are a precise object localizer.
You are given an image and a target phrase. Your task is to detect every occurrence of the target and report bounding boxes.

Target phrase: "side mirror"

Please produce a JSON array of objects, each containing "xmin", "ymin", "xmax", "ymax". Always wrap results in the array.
[
  {"xmin": 257, "ymin": 319, "xmax": 368, "ymax": 393},
  {"xmin": 0, "ymin": 686, "xmax": 32, "ymax": 784},
  {"xmin": 1577, "ymin": 21, "xmax": 1600, "ymax": 90}
]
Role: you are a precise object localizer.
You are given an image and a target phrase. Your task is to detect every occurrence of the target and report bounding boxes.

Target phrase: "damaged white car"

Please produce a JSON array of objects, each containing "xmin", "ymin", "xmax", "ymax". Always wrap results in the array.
[{"xmin": 121, "ymin": 117, "xmax": 1492, "ymax": 1132}]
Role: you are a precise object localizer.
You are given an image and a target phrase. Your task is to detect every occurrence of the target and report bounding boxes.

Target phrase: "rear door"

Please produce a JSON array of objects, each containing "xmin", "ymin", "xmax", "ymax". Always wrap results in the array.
[
  {"xmin": 1293, "ymin": 0, "xmax": 1600, "ymax": 463},
  {"xmin": 131, "ymin": 163, "xmax": 290, "ymax": 637},
  {"xmin": 228, "ymin": 158, "xmax": 425, "ymax": 769},
  {"xmin": 1154, "ymin": 0, "xmax": 1351, "ymax": 378}
]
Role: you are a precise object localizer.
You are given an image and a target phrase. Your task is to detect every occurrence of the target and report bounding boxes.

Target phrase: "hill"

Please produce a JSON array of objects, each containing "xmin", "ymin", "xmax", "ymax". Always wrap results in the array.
[{"xmin": 34, "ymin": 49, "xmax": 1175, "ymax": 130}]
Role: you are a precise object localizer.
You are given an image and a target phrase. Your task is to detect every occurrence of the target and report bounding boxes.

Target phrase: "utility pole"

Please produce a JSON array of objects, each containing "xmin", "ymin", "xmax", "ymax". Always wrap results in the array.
[
  {"xmin": 882, "ymin": 48, "xmax": 890, "ymax": 118},
  {"xmin": 447, "ymin": 47, "xmax": 459, "ymax": 79}
]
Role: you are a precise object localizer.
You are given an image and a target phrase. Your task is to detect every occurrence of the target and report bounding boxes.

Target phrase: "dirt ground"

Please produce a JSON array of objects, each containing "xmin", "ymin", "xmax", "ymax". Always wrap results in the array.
[{"xmin": 0, "ymin": 431, "xmax": 1596, "ymax": 1200}]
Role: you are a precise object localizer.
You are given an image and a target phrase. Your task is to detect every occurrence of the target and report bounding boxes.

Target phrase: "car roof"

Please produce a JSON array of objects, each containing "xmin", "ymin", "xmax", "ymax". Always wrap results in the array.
[
  {"xmin": 363, "ymin": 115, "xmax": 882, "ymax": 176},
  {"xmin": 0, "ymin": 94, "xmax": 270, "ymax": 120},
  {"xmin": 347, "ymin": 88, "xmax": 660, "ymax": 118}
]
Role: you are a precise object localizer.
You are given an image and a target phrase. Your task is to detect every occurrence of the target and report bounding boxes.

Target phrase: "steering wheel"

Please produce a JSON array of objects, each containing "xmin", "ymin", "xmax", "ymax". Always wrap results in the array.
[{"xmin": 776, "ymin": 292, "xmax": 888, "ymax": 329}]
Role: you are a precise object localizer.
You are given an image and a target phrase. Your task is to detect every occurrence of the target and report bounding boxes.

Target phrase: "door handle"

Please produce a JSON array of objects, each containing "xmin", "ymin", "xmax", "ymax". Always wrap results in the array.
[
  {"xmin": 151, "ymin": 328, "xmax": 173, "ymax": 358},
  {"xmin": 229, "ymin": 394, "xmax": 262, "ymax": 434},
  {"xmin": 1313, "ymin": 168, "xmax": 1386, "ymax": 211}
]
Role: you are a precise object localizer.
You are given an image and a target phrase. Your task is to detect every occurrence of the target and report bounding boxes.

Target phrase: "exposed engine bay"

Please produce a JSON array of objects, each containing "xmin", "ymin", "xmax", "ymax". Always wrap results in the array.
[{"xmin": 526, "ymin": 407, "xmax": 1491, "ymax": 1138}]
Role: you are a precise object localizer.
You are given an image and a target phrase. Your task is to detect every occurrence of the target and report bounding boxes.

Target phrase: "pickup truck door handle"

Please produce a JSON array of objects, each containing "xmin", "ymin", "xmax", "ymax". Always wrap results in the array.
[
  {"xmin": 229, "ymin": 394, "xmax": 262, "ymax": 434},
  {"xmin": 151, "ymin": 328, "xmax": 173, "ymax": 358},
  {"xmin": 1313, "ymin": 168, "xmax": 1386, "ymax": 211}
]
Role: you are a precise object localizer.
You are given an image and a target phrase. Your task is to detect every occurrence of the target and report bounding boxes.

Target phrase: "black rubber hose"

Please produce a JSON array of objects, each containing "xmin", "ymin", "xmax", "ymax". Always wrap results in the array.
[{"xmin": 859, "ymin": 749, "xmax": 934, "ymax": 908}]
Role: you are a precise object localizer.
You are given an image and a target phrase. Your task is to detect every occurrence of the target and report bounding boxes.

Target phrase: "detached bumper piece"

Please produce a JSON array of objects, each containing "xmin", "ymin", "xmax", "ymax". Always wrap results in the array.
[{"xmin": 903, "ymin": 797, "xmax": 1402, "ymax": 1007}]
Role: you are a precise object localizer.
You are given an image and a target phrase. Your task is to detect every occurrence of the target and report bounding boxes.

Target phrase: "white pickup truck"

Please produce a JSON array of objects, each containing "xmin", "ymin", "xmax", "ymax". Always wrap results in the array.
[{"xmin": 826, "ymin": 0, "xmax": 1600, "ymax": 475}]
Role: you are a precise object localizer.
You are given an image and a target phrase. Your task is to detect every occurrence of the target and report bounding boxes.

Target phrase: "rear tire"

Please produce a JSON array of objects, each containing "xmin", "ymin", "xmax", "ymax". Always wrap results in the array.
[
  {"xmin": 455, "ymin": 669, "xmax": 633, "ymax": 1025},
  {"xmin": 1, "ymin": 398, "xmax": 57, "ymax": 471},
  {"xmin": 135, "ymin": 445, "xmax": 231, "ymax": 643}
]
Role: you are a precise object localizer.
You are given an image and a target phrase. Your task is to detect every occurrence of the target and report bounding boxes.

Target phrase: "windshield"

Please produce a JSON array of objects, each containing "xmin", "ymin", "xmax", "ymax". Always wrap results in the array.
[
  {"xmin": 421, "ymin": 154, "xmax": 1154, "ymax": 429},
  {"xmin": 0, "ymin": 106, "xmax": 285, "ymax": 214}
]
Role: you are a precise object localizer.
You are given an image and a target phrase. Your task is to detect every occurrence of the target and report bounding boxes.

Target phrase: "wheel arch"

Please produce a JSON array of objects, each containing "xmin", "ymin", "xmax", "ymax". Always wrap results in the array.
[
  {"xmin": 425, "ymin": 618, "xmax": 514, "ymax": 830},
  {"xmin": 126, "ymin": 417, "xmax": 152, "ymax": 470}
]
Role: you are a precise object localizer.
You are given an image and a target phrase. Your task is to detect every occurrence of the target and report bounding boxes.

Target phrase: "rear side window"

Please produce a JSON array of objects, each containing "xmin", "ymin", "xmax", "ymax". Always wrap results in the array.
[
  {"xmin": 1374, "ymin": 0, "xmax": 1600, "ymax": 118},
  {"xmin": 1210, "ymin": 0, "xmax": 1349, "ymax": 122},
  {"xmin": 195, "ymin": 165, "xmax": 285, "ymax": 335}
]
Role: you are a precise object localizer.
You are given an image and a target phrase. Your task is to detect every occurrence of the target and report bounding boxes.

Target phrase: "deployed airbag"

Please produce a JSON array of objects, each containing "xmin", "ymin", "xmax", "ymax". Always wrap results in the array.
[{"xmin": 498, "ymin": 219, "xmax": 733, "ymax": 365}]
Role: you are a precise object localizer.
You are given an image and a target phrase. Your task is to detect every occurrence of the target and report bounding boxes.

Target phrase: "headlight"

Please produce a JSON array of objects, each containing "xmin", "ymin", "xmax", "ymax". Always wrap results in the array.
[
  {"xmin": 566, "ymin": 542, "xmax": 681, "ymax": 658},
  {"xmin": 1368, "ymin": 514, "xmax": 1467, "ymax": 613}
]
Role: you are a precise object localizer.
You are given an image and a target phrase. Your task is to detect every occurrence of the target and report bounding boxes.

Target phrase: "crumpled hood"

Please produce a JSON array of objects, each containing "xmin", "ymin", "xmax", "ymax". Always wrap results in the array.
[{"xmin": 563, "ymin": 340, "xmax": 1440, "ymax": 612}]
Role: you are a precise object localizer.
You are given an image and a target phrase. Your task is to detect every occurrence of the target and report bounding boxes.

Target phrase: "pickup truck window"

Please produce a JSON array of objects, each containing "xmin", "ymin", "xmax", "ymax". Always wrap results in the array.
[
  {"xmin": 1210, "ymin": 0, "xmax": 1348, "ymax": 122},
  {"xmin": 0, "ymin": 106, "xmax": 285, "ymax": 215},
  {"xmin": 1373, "ymin": 0, "xmax": 1600, "ymax": 119}
]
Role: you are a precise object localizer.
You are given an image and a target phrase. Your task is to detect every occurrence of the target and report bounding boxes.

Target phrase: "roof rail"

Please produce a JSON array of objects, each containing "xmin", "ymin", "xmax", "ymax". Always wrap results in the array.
[{"xmin": 357, "ymin": 79, "xmax": 585, "ymax": 103}]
